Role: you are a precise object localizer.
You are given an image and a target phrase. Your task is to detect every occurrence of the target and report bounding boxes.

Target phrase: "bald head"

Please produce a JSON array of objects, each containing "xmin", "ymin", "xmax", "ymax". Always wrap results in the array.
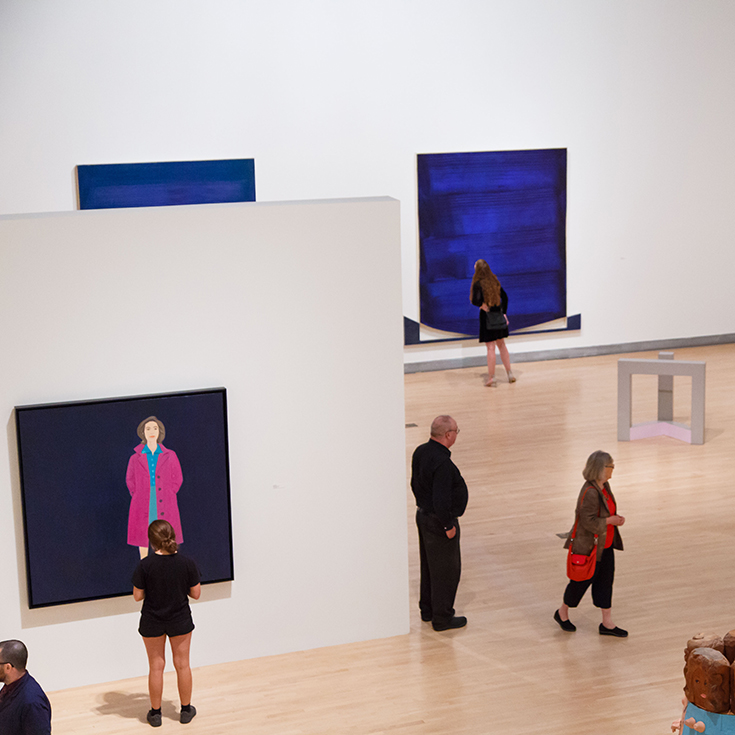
[
  {"xmin": 430, "ymin": 415, "xmax": 459, "ymax": 448},
  {"xmin": 430, "ymin": 416, "xmax": 455, "ymax": 437}
]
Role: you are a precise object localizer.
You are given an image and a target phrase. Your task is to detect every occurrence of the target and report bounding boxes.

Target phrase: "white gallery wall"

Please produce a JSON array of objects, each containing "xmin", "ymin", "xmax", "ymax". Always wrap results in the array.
[
  {"xmin": 0, "ymin": 0, "xmax": 734, "ymax": 690},
  {"xmin": 0, "ymin": 197, "xmax": 407, "ymax": 691},
  {"xmin": 1, "ymin": 1, "xmax": 734, "ymax": 366}
]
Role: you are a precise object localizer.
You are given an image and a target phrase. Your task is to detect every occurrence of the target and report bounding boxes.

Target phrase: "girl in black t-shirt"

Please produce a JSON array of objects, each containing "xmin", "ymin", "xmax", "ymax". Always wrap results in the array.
[{"xmin": 132, "ymin": 520, "xmax": 201, "ymax": 727}]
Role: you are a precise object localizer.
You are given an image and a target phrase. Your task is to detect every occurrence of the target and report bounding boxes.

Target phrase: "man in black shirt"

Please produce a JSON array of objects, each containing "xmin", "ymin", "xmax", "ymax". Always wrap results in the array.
[{"xmin": 411, "ymin": 415, "xmax": 469, "ymax": 631}]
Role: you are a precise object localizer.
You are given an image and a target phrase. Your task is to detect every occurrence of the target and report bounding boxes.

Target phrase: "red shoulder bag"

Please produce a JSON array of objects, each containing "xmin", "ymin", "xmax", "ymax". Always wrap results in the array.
[{"xmin": 566, "ymin": 486, "xmax": 598, "ymax": 582}]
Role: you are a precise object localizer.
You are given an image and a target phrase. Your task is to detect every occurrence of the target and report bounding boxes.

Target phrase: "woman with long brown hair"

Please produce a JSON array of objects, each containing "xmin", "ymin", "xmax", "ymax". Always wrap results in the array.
[
  {"xmin": 132, "ymin": 520, "xmax": 201, "ymax": 726},
  {"xmin": 470, "ymin": 259, "xmax": 515, "ymax": 387}
]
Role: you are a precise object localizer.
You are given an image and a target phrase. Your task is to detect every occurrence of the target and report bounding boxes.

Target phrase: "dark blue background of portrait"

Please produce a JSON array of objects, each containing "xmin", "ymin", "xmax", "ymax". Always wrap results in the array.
[
  {"xmin": 77, "ymin": 159, "xmax": 256, "ymax": 210},
  {"xmin": 16, "ymin": 388, "xmax": 233, "ymax": 608},
  {"xmin": 418, "ymin": 149, "xmax": 567, "ymax": 336}
]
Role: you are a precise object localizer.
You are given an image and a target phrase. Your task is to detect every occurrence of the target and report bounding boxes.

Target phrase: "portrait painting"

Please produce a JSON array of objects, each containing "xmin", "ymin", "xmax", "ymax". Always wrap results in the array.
[{"xmin": 15, "ymin": 388, "xmax": 233, "ymax": 608}]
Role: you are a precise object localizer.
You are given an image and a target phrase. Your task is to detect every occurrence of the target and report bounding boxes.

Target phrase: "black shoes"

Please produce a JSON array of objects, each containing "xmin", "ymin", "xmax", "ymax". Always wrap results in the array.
[
  {"xmin": 180, "ymin": 705, "xmax": 197, "ymax": 724},
  {"xmin": 554, "ymin": 609, "xmax": 576, "ymax": 632},
  {"xmin": 552, "ymin": 611, "xmax": 627, "ymax": 636},
  {"xmin": 420, "ymin": 612, "xmax": 432, "ymax": 622},
  {"xmin": 599, "ymin": 624, "xmax": 628, "ymax": 638},
  {"xmin": 146, "ymin": 705, "xmax": 197, "ymax": 725},
  {"xmin": 432, "ymin": 616, "xmax": 467, "ymax": 631}
]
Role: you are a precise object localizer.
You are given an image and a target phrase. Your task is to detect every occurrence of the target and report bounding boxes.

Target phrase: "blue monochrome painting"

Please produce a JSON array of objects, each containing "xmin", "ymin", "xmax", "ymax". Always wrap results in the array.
[
  {"xmin": 77, "ymin": 159, "xmax": 256, "ymax": 210},
  {"xmin": 415, "ymin": 148, "xmax": 570, "ymax": 342}
]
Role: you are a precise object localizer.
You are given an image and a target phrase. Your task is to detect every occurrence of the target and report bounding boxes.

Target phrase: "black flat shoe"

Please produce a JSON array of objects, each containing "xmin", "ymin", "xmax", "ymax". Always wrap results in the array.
[
  {"xmin": 599, "ymin": 624, "xmax": 628, "ymax": 638},
  {"xmin": 432, "ymin": 616, "xmax": 467, "ymax": 631},
  {"xmin": 180, "ymin": 705, "xmax": 197, "ymax": 724},
  {"xmin": 554, "ymin": 609, "xmax": 576, "ymax": 632},
  {"xmin": 420, "ymin": 612, "xmax": 432, "ymax": 622},
  {"xmin": 146, "ymin": 709, "xmax": 162, "ymax": 728}
]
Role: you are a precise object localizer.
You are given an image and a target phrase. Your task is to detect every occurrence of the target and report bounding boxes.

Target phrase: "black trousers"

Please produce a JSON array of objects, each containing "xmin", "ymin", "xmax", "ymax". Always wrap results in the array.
[
  {"xmin": 416, "ymin": 509, "xmax": 461, "ymax": 625},
  {"xmin": 563, "ymin": 546, "xmax": 615, "ymax": 609}
]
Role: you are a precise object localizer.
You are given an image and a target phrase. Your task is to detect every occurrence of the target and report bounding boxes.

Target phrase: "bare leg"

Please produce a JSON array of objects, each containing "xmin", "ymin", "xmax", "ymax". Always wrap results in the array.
[
  {"xmin": 143, "ymin": 635, "xmax": 166, "ymax": 709},
  {"xmin": 139, "ymin": 546, "xmax": 148, "ymax": 559},
  {"xmin": 558, "ymin": 603, "xmax": 570, "ymax": 621},
  {"xmin": 496, "ymin": 339, "xmax": 514, "ymax": 381},
  {"xmin": 170, "ymin": 632, "xmax": 193, "ymax": 706},
  {"xmin": 601, "ymin": 608, "xmax": 614, "ymax": 628},
  {"xmin": 485, "ymin": 342, "xmax": 497, "ymax": 386}
]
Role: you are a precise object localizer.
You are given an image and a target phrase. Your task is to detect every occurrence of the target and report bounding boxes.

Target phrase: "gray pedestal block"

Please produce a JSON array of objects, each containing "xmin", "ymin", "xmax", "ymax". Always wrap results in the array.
[{"xmin": 617, "ymin": 354, "xmax": 705, "ymax": 445}]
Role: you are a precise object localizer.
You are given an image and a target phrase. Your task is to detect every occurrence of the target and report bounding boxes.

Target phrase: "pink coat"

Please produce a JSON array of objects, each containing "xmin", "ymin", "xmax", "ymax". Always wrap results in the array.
[{"xmin": 126, "ymin": 443, "xmax": 183, "ymax": 546}]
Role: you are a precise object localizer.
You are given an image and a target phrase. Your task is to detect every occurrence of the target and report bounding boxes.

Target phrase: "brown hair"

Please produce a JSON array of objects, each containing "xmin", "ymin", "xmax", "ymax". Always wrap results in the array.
[
  {"xmin": 582, "ymin": 450, "xmax": 613, "ymax": 483},
  {"xmin": 148, "ymin": 520, "xmax": 178, "ymax": 554},
  {"xmin": 137, "ymin": 416, "xmax": 166, "ymax": 444},
  {"xmin": 470, "ymin": 259, "xmax": 502, "ymax": 307}
]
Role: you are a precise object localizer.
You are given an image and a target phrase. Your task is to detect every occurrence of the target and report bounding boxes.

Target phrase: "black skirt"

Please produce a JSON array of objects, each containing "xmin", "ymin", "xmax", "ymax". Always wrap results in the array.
[
  {"xmin": 473, "ymin": 285, "xmax": 509, "ymax": 342},
  {"xmin": 479, "ymin": 308, "xmax": 509, "ymax": 342}
]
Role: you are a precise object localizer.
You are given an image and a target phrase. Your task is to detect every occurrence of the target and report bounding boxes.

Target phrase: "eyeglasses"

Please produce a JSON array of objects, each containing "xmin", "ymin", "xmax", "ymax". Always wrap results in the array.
[
  {"xmin": 605, "ymin": 465, "xmax": 615, "ymax": 469},
  {"xmin": 447, "ymin": 428, "xmax": 460, "ymax": 434}
]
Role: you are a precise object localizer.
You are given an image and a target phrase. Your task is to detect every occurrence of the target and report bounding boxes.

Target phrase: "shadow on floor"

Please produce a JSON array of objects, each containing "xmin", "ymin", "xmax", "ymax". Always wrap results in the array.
[{"xmin": 95, "ymin": 691, "xmax": 179, "ymax": 723}]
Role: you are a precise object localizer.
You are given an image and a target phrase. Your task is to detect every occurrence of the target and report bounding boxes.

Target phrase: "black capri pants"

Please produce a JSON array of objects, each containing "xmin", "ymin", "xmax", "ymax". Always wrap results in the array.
[{"xmin": 563, "ymin": 546, "xmax": 615, "ymax": 609}]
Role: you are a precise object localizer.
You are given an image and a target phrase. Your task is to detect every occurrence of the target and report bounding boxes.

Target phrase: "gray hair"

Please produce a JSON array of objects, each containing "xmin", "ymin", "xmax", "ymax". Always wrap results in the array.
[
  {"xmin": 430, "ymin": 415, "xmax": 455, "ymax": 437},
  {"xmin": 582, "ymin": 450, "xmax": 613, "ymax": 482},
  {"xmin": 0, "ymin": 640, "xmax": 28, "ymax": 671}
]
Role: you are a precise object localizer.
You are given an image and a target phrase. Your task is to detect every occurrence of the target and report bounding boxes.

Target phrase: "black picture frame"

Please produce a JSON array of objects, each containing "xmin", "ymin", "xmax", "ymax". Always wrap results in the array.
[{"xmin": 15, "ymin": 388, "xmax": 234, "ymax": 608}]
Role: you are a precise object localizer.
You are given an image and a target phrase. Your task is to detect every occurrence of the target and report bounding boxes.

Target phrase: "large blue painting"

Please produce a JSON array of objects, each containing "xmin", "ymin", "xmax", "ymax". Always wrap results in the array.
[
  {"xmin": 414, "ymin": 148, "xmax": 573, "ymax": 343},
  {"xmin": 77, "ymin": 159, "xmax": 256, "ymax": 210}
]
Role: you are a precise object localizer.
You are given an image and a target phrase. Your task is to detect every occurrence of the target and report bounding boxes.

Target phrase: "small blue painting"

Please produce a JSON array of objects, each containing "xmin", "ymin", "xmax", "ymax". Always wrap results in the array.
[
  {"xmin": 77, "ymin": 159, "xmax": 256, "ymax": 210},
  {"xmin": 415, "ymin": 148, "xmax": 571, "ymax": 342}
]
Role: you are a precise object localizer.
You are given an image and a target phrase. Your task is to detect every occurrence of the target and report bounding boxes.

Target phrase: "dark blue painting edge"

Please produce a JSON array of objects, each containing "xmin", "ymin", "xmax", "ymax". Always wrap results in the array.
[{"xmin": 403, "ymin": 313, "xmax": 582, "ymax": 345}]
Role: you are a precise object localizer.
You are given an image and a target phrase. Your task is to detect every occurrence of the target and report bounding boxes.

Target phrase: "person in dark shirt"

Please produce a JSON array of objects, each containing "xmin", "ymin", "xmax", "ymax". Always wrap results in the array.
[
  {"xmin": 132, "ymin": 520, "xmax": 201, "ymax": 727},
  {"xmin": 0, "ymin": 639, "xmax": 51, "ymax": 735},
  {"xmin": 470, "ymin": 259, "xmax": 515, "ymax": 387},
  {"xmin": 410, "ymin": 415, "xmax": 469, "ymax": 631}
]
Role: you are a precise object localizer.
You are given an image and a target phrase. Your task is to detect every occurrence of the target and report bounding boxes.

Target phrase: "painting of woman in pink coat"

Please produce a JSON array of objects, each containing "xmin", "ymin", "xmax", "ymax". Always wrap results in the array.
[{"xmin": 127, "ymin": 416, "xmax": 183, "ymax": 558}]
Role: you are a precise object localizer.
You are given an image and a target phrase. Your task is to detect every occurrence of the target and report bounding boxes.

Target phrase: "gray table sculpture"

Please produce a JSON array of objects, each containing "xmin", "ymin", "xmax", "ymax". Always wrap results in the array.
[{"xmin": 617, "ymin": 352, "xmax": 706, "ymax": 444}]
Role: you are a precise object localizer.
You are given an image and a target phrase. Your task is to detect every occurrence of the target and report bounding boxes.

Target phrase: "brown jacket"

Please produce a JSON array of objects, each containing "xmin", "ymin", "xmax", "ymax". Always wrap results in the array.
[{"xmin": 563, "ymin": 481, "xmax": 623, "ymax": 561}]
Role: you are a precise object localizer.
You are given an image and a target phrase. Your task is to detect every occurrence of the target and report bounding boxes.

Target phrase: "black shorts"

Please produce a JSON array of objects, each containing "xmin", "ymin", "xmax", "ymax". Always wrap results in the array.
[{"xmin": 139, "ymin": 615, "xmax": 195, "ymax": 638}]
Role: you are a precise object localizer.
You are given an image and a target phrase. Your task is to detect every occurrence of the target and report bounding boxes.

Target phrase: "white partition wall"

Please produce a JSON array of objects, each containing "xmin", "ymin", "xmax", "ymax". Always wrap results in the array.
[{"xmin": 0, "ymin": 196, "xmax": 408, "ymax": 691}]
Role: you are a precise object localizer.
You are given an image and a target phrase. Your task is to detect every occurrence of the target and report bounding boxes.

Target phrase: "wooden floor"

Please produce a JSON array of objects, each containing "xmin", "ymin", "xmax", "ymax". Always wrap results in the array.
[{"xmin": 49, "ymin": 345, "xmax": 735, "ymax": 734}]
